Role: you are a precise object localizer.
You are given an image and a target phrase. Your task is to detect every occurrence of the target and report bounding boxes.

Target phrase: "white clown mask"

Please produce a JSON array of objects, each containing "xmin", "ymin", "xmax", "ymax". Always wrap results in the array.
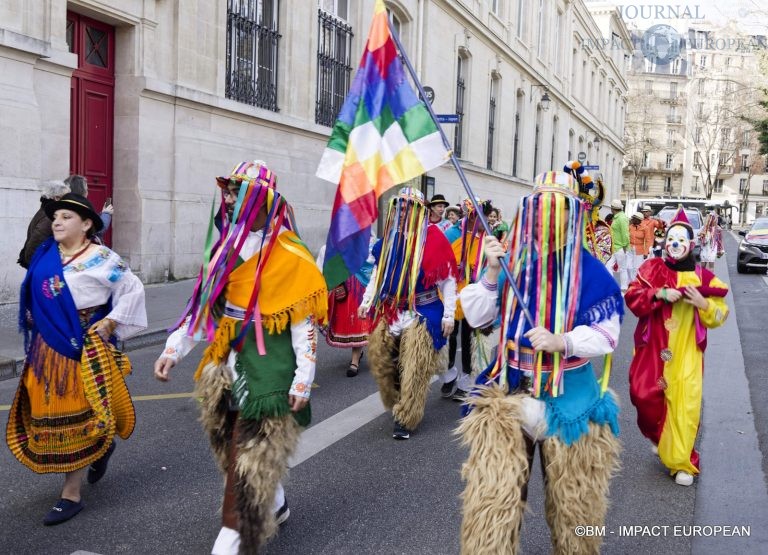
[{"xmin": 665, "ymin": 224, "xmax": 693, "ymax": 261}]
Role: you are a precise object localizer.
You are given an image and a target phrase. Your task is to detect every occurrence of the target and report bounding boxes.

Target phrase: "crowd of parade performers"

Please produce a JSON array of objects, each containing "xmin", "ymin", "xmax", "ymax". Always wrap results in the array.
[{"xmin": 8, "ymin": 159, "xmax": 729, "ymax": 555}]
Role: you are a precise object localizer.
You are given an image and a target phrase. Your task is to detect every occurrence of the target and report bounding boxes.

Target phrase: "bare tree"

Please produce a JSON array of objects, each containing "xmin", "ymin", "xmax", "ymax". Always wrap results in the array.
[
  {"xmin": 623, "ymin": 90, "xmax": 657, "ymax": 198},
  {"xmin": 686, "ymin": 76, "xmax": 765, "ymax": 199},
  {"xmin": 737, "ymin": 104, "xmax": 768, "ymax": 223}
]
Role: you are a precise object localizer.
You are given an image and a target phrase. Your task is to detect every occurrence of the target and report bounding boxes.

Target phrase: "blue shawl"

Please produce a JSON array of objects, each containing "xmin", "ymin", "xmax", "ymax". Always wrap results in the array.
[{"xmin": 19, "ymin": 238, "xmax": 107, "ymax": 362}]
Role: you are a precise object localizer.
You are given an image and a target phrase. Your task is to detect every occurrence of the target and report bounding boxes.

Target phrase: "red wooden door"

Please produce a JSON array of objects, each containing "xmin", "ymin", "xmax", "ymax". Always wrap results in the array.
[{"xmin": 67, "ymin": 13, "xmax": 115, "ymax": 245}]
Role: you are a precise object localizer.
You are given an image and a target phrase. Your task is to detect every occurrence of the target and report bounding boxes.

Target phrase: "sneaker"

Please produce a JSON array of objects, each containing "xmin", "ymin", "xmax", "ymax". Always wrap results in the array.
[
  {"xmin": 43, "ymin": 498, "xmax": 84, "ymax": 526},
  {"xmin": 392, "ymin": 421, "xmax": 410, "ymax": 440},
  {"xmin": 87, "ymin": 440, "xmax": 116, "ymax": 484},
  {"xmin": 452, "ymin": 388, "xmax": 468, "ymax": 402},
  {"xmin": 675, "ymin": 471, "xmax": 694, "ymax": 486},
  {"xmin": 440, "ymin": 378, "xmax": 457, "ymax": 398},
  {"xmin": 275, "ymin": 501, "xmax": 290, "ymax": 525}
]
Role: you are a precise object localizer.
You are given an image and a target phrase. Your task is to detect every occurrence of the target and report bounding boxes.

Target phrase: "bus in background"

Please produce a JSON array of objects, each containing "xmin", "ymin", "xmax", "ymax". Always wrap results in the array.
[{"xmin": 625, "ymin": 198, "xmax": 739, "ymax": 227}]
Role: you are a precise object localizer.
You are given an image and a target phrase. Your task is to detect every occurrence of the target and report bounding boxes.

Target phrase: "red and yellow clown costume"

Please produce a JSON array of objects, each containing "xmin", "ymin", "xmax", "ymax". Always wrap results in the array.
[
  {"xmin": 158, "ymin": 160, "xmax": 328, "ymax": 553},
  {"xmin": 627, "ymin": 207, "xmax": 728, "ymax": 486}
]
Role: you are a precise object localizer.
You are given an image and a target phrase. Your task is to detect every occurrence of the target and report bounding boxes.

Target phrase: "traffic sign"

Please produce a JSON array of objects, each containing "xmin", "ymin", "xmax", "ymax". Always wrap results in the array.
[
  {"xmin": 577, "ymin": 151, "xmax": 587, "ymax": 162},
  {"xmin": 583, "ymin": 165, "xmax": 600, "ymax": 170},
  {"xmin": 421, "ymin": 86, "xmax": 435, "ymax": 104},
  {"xmin": 436, "ymin": 114, "xmax": 460, "ymax": 124}
]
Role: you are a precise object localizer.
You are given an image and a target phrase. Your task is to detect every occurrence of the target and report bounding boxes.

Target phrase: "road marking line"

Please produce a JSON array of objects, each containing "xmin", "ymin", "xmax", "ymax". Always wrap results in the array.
[
  {"xmin": 132, "ymin": 392, "xmax": 196, "ymax": 401},
  {"xmin": 0, "ymin": 392, "xmax": 196, "ymax": 412},
  {"xmin": 289, "ymin": 376, "xmax": 438, "ymax": 468},
  {"xmin": 3, "ymin": 376, "xmax": 445, "ymax": 468}
]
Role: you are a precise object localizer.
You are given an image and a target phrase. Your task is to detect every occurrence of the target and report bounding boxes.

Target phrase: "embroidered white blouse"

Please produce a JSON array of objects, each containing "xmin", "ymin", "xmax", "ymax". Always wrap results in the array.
[{"xmin": 63, "ymin": 246, "xmax": 147, "ymax": 339}]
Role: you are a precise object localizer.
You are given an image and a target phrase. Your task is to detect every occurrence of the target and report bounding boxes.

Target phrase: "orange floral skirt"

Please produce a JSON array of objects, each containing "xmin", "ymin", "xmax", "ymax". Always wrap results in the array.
[{"xmin": 6, "ymin": 330, "xmax": 135, "ymax": 473}]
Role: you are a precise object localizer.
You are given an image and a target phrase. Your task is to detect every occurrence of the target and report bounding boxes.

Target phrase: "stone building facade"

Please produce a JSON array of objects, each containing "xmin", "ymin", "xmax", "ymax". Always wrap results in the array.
[
  {"xmin": 0, "ymin": 0, "xmax": 629, "ymax": 301},
  {"xmin": 621, "ymin": 21, "xmax": 768, "ymax": 223}
]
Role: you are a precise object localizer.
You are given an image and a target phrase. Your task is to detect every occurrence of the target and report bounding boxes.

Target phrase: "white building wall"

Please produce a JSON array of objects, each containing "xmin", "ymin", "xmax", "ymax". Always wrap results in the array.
[{"xmin": 0, "ymin": 0, "xmax": 629, "ymax": 301}]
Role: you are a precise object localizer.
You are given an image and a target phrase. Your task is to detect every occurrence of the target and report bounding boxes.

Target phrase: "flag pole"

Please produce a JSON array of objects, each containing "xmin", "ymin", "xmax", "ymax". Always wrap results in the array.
[{"xmin": 387, "ymin": 19, "xmax": 535, "ymax": 328}]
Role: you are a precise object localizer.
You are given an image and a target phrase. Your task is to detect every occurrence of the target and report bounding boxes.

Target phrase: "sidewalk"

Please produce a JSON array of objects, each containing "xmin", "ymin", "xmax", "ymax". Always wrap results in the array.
[
  {"xmin": 0, "ymin": 279, "xmax": 195, "ymax": 381},
  {"xmin": 693, "ymin": 251, "xmax": 768, "ymax": 552}
]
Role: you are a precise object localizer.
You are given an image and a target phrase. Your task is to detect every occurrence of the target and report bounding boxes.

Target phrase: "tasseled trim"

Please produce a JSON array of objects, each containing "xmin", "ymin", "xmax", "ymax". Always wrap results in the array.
[
  {"xmin": 195, "ymin": 291, "xmax": 327, "ymax": 382},
  {"xmin": 234, "ymin": 388, "xmax": 292, "ymax": 423},
  {"xmin": 421, "ymin": 260, "xmax": 456, "ymax": 290},
  {"xmin": 25, "ymin": 334, "xmax": 81, "ymax": 400},
  {"xmin": 575, "ymin": 291, "xmax": 625, "ymax": 327},
  {"xmin": 260, "ymin": 288, "xmax": 328, "ymax": 334},
  {"xmin": 546, "ymin": 389, "xmax": 620, "ymax": 446},
  {"xmin": 195, "ymin": 317, "xmax": 238, "ymax": 381}
]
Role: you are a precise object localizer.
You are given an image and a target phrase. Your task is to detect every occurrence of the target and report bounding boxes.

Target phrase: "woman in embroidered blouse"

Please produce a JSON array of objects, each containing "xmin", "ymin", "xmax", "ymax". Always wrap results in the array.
[{"xmin": 6, "ymin": 193, "xmax": 146, "ymax": 526}]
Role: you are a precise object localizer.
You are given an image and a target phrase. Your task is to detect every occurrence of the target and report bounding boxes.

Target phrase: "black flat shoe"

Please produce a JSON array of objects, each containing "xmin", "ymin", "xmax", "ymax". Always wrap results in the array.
[
  {"xmin": 43, "ymin": 498, "xmax": 84, "ymax": 526},
  {"xmin": 347, "ymin": 362, "xmax": 359, "ymax": 377},
  {"xmin": 87, "ymin": 441, "xmax": 116, "ymax": 484}
]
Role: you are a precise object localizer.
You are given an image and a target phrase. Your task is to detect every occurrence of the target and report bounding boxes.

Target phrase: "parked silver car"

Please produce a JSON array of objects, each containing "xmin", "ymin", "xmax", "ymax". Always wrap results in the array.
[{"xmin": 737, "ymin": 218, "xmax": 768, "ymax": 273}]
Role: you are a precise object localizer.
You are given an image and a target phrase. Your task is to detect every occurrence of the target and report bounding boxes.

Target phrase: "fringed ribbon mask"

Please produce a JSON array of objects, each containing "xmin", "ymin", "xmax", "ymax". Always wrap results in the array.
[
  {"xmin": 491, "ymin": 170, "xmax": 586, "ymax": 398},
  {"xmin": 369, "ymin": 187, "xmax": 429, "ymax": 315}
]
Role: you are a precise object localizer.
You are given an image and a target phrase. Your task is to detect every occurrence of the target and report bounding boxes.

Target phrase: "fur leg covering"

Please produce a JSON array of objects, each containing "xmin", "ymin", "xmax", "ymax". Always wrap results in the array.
[
  {"xmin": 456, "ymin": 388, "xmax": 530, "ymax": 555},
  {"xmin": 195, "ymin": 361, "xmax": 235, "ymax": 473},
  {"xmin": 470, "ymin": 327, "xmax": 500, "ymax": 379},
  {"xmin": 392, "ymin": 321, "xmax": 441, "ymax": 430},
  {"xmin": 234, "ymin": 415, "xmax": 300, "ymax": 554},
  {"xmin": 368, "ymin": 320, "xmax": 400, "ymax": 409},
  {"xmin": 541, "ymin": 423, "xmax": 622, "ymax": 555}
]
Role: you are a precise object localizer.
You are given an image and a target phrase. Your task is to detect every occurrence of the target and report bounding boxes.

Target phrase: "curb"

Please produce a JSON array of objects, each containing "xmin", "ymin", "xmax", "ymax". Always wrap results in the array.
[{"xmin": 0, "ymin": 327, "xmax": 170, "ymax": 382}]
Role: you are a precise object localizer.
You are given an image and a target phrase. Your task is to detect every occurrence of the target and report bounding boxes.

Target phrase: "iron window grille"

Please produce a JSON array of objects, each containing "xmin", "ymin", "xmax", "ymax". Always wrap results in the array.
[
  {"xmin": 454, "ymin": 58, "xmax": 465, "ymax": 158},
  {"xmin": 513, "ymin": 112, "xmax": 520, "ymax": 177},
  {"xmin": 225, "ymin": 0, "xmax": 281, "ymax": 112},
  {"xmin": 315, "ymin": 9, "xmax": 353, "ymax": 127},
  {"xmin": 487, "ymin": 96, "xmax": 496, "ymax": 169},
  {"xmin": 533, "ymin": 123, "xmax": 540, "ymax": 179}
]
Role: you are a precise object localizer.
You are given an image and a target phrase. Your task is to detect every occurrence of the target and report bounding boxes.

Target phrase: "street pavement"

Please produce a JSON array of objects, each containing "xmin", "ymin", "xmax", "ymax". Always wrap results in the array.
[{"xmin": 0, "ymin": 251, "xmax": 767, "ymax": 554}]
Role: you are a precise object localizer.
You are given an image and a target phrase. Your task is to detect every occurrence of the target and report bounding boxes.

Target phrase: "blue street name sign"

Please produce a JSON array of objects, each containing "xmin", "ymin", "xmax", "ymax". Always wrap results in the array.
[
  {"xmin": 583, "ymin": 165, "xmax": 600, "ymax": 170},
  {"xmin": 436, "ymin": 114, "xmax": 460, "ymax": 124}
]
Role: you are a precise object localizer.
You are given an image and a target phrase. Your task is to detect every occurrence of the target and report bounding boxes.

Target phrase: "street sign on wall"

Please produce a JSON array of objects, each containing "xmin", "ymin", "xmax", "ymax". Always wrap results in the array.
[
  {"xmin": 436, "ymin": 114, "xmax": 460, "ymax": 124},
  {"xmin": 577, "ymin": 151, "xmax": 587, "ymax": 162},
  {"xmin": 583, "ymin": 165, "xmax": 600, "ymax": 170}
]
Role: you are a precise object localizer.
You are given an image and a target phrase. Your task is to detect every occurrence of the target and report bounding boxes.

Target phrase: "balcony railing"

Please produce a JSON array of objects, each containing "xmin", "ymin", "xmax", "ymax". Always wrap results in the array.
[
  {"xmin": 666, "ymin": 115, "xmax": 682, "ymax": 124},
  {"xmin": 656, "ymin": 162, "xmax": 683, "ymax": 173}
]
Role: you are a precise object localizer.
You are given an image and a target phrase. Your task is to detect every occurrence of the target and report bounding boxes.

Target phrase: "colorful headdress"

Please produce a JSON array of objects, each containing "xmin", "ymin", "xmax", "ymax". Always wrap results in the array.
[
  {"xmin": 562, "ymin": 162, "xmax": 608, "ymax": 263},
  {"xmin": 368, "ymin": 187, "xmax": 430, "ymax": 317},
  {"xmin": 216, "ymin": 160, "xmax": 277, "ymax": 190},
  {"xmin": 174, "ymin": 161, "xmax": 296, "ymax": 346},
  {"xmin": 489, "ymin": 170, "xmax": 585, "ymax": 398}
]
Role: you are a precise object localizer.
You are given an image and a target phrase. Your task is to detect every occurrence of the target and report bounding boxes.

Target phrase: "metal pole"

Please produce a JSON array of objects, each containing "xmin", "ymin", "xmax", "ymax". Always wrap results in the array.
[{"xmin": 387, "ymin": 19, "xmax": 535, "ymax": 328}]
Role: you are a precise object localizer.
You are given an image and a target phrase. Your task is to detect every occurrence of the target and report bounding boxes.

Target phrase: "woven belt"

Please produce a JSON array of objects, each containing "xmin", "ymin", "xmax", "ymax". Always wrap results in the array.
[
  {"xmin": 506, "ymin": 341, "xmax": 587, "ymax": 372},
  {"xmin": 78, "ymin": 304, "xmax": 107, "ymax": 328},
  {"xmin": 224, "ymin": 305, "xmax": 247, "ymax": 320},
  {"xmin": 415, "ymin": 289, "xmax": 439, "ymax": 305}
]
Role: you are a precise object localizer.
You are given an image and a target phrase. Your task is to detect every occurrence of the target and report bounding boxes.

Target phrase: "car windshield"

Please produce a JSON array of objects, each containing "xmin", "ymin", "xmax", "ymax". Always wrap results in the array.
[{"xmin": 658, "ymin": 209, "xmax": 702, "ymax": 229}]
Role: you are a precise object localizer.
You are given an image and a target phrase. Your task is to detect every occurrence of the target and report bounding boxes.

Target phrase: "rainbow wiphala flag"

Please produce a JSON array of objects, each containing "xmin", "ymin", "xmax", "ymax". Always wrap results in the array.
[{"xmin": 316, "ymin": 0, "xmax": 449, "ymax": 288}]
